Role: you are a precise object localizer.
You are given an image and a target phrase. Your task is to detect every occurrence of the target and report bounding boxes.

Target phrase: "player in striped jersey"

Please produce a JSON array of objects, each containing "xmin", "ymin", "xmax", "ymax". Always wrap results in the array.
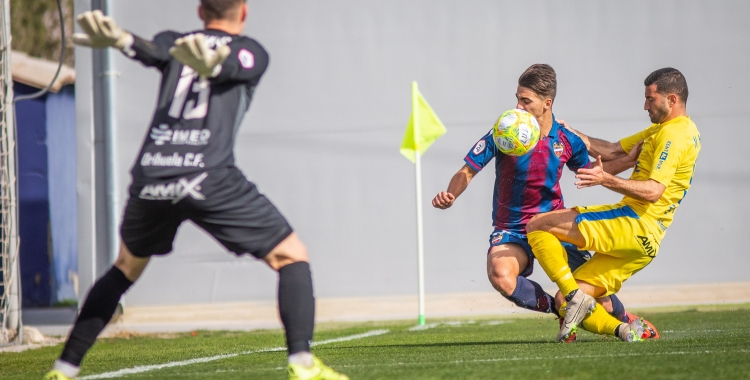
[{"xmin": 432, "ymin": 64, "xmax": 650, "ymax": 339}]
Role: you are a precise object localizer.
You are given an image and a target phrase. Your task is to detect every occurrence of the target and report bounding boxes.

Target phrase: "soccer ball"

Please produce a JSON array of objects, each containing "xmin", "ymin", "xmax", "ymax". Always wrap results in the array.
[{"xmin": 492, "ymin": 109, "xmax": 541, "ymax": 156}]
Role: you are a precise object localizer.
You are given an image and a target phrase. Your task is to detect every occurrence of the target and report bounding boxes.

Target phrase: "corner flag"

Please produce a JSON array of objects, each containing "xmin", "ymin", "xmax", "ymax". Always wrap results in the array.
[
  {"xmin": 400, "ymin": 82, "xmax": 445, "ymax": 326},
  {"xmin": 400, "ymin": 82, "xmax": 446, "ymax": 163}
]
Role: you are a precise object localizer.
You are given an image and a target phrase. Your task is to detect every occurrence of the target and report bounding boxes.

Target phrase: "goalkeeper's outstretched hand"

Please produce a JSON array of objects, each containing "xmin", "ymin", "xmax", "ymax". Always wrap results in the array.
[
  {"xmin": 72, "ymin": 10, "xmax": 132, "ymax": 49},
  {"xmin": 169, "ymin": 34, "xmax": 231, "ymax": 78}
]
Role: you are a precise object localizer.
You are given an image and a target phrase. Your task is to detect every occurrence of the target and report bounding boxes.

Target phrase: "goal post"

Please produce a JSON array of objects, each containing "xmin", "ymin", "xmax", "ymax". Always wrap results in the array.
[{"xmin": 0, "ymin": 0, "xmax": 22, "ymax": 345}]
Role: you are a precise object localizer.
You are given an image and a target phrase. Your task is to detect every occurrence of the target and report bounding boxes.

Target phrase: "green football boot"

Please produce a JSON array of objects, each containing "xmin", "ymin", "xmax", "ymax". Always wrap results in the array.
[
  {"xmin": 288, "ymin": 355, "xmax": 349, "ymax": 380},
  {"xmin": 44, "ymin": 370, "xmax": 72, "ymax": 380}
]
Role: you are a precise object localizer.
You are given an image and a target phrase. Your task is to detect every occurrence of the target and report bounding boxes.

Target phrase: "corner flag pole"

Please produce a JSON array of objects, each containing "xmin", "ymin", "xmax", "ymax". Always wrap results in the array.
[
  {"xmin": 401, "ymin": 81, "xmax": 444, "ymax": 326},
  {"xmin": 412, "ymin": 81, "xmax": 426, "ymax": 326}
]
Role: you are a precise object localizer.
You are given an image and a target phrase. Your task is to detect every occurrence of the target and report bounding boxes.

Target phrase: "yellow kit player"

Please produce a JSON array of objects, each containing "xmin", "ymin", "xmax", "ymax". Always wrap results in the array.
[{"xmin": 525, "ymin": 68, "xmax": 700, "ymax": 342}]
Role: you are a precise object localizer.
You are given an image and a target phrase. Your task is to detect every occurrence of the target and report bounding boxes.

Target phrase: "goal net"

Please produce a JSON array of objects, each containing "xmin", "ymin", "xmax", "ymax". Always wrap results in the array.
[{"xmin": 0, "ymin": 0, "xmax": 21, "ymax": 345}]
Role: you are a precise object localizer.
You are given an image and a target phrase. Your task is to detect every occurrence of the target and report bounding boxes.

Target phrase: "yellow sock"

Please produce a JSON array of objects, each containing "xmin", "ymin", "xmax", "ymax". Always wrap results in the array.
[
  {"xmin": 581, "ymin": 304, "xmax": 622, "ymax": 336},
  {"xmin": 527, "ymin": 231, "xmax": 578, "ymax": 296}
]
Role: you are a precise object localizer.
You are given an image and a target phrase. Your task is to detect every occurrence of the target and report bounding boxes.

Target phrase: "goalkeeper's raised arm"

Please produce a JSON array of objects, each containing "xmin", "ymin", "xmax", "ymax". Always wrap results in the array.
[
  {"xmin": 72, "ymin": 10, "xmax": 133, "ymax": 51},
  {"xmin": 169, "ymin": 32, "xmax": 269, "ymax": 84},
  {"xmin": 73, "ymin": 8, "xmax": 269, "ymax": 84},
  {"xmin": 72, "ymin": 10, "xmax": 176, "ymax": 69}
]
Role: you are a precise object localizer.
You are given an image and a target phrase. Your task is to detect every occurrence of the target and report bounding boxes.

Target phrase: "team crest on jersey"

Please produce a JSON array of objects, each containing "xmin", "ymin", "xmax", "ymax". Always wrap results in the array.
[
  {"xmin": 473, "ymin": 140, "xmax": 486, "ymax": 155},
  {"xmin": 553, "ymin": 142, "xmax": 564, "ymax": 158},
  {"xmin": 238, "ymin": 49, "xmax": 255, "ymax": 69}
]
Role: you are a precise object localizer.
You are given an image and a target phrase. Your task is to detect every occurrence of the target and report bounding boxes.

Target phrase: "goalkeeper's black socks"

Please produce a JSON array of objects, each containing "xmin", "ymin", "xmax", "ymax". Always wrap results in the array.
[
  {"xmin": 59, "ymin": 266, "xmax": 133, "ymax": 367},
  {"xmin": 278, "ymin": 261, "xmax": 315, "ymax": 354},
  {"xmin": 506, "ymin": 276, "xmax": 559, "ymax": 317}
]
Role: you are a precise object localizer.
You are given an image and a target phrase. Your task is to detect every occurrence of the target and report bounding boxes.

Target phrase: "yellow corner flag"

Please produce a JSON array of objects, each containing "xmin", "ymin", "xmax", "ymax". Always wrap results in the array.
[{"xmin": 400, "ymin": 82, "xmax": 446, "ymax": 163}]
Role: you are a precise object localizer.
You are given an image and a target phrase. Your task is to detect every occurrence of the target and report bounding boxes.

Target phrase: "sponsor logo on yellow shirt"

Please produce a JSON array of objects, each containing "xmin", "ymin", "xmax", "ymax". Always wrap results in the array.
[
  {"xmin": 656, "ymin": 141, "xmax": 672, "ymax": 170},
  {"xmin": 636, "ymin": 235, "xmax": 657, "ymax": 257}
]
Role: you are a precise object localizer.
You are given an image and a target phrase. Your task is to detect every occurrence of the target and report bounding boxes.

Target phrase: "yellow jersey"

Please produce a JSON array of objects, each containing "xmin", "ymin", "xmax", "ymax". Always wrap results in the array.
[{"xmin": 617, "ymin": 116, "xmax": 701, "ymax": 237}]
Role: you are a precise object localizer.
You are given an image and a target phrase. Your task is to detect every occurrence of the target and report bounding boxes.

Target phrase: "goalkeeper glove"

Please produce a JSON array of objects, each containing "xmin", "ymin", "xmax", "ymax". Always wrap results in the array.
[
  {"xmin": 169, "ymin": 33, "xmax": 231, "ymax": 78},
  {"xmin": 72, "ymin": 10, "xmax": 133, "ymax": 52}
]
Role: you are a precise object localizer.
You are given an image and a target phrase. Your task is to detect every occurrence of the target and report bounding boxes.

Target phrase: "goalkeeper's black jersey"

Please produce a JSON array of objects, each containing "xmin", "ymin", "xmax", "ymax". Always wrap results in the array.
[{"xmin": 127, "ymin": 29, "xmax": 269, "ymax": 183}]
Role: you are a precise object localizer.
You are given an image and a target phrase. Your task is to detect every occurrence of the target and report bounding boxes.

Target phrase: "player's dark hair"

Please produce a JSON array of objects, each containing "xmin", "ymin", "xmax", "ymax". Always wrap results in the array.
[
  {"xmin": 200, "ymin": 0, "xmax": 245, "ymax": 22},
  {"xmin": 518, "ymin": 64, "xmax": 557, "ymax": 101},
  {"xmin": 644, "ymin": 67, "xmax": 689, "ymax": 103}
]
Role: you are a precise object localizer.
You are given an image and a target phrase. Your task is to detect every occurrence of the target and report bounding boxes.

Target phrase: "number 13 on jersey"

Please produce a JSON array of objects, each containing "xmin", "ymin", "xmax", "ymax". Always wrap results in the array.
[{"xmin": 168, "ymin": 66, "xmax": 210, "ymax": 120}]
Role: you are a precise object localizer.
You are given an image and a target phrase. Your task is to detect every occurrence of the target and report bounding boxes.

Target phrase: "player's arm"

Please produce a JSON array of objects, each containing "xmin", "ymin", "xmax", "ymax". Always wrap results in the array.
[
  {"xmin": 577, "ymin": 130, "xmax": 681, "ymax": 202},
  {"xmin": 129, "ymin": 33, "xmax": 180, "ymax": 69},
  {"xmin": 72, "ymin": 10, "xmax": 175, "ymax": 69},
  {"xmin": 588, "ymin": 135, "xmax": 627, "ymax": 161},
  {"xmin": 209, "ymin": 39, "xmax": 269, "ymax": 85},
  {"xmin": 72, "ymin": 10, "xmax": 134, "ymax": 53},
  {"xmin": 432, "ymin": 165, "xmax": 478, "ymax": 209},
  {"xmin": 575, "ymin": 155, "xmax": 665, "ymax": 203},
  {"xmin": 435, "ymin": 130, "xmax": 495, "ymax": 209},
  {"xmin": 557, "ymin": 119, "xmax": 627, "ymax": 161},
  {"xmin": 168, "ymin": 36, "xmax": 268, "ymax": 83},
  {"xmin": 601, "ymin": 141, "xmax": 642, "ymax": 176}
]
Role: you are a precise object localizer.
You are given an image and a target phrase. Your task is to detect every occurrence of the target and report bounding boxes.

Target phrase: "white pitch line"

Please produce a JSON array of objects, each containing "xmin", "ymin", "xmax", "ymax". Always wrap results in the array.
[
  {"xmin": 310, "ymin": 329, "xmax": 388, "ymax": 346},
  {"xmin": 481, "ymin": 320, "xmax": 512, "ymax": 326},
  {"xmin": 80, "ymin": 329, "xmax": 389, "ymax": 379},
  {"xmin": 408, "ymin": 323, "xmax": 440, "ymax": 331},
  {"xmin": 335, "ymin": 348, "xmax": 750, "ymax": 369},
  {"xmin": 408, "ymin": 320, "xmax": 478, "ymax": 331}
]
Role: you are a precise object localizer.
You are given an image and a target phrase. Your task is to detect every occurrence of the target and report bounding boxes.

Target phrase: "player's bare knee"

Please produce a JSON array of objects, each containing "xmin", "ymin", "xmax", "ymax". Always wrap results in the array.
[
  {"xmin": 113, "ymin": 243, "xmax": 149, "ymax": 281},
  {"xmin": 487, "ymin": 264, "xmax": 516, "ymax": 296},
  {"xmin": 264, "ymin": 233, "xmax": 309, "ymax": 271}
]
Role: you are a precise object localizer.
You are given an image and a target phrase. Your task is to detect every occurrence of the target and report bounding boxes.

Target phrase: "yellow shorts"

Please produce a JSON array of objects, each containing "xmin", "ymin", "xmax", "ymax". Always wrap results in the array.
[{"xmin": 572, "ymin": 204, "xmax": 659, "ymax": 296}]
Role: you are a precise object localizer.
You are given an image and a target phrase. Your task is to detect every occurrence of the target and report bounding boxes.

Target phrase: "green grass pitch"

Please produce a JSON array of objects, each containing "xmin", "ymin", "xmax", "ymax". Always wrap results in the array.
[{"xmin": 2, "ymin": 304, "xmax": 749, "ymax": 379}]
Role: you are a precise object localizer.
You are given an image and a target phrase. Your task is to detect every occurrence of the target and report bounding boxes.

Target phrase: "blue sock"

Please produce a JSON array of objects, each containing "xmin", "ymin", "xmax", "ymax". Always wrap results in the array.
[
  {"xmin": 610, "ymin": 294, "xmax": 628, "ymax": 322},
  {"xmin": 506, "ymin": 276, "xmax": 558, "ymax": 316}
]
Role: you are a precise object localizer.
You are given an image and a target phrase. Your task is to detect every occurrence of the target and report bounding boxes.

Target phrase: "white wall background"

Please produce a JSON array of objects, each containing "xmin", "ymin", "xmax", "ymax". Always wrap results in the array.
[{"xmin": 76, "ymin": 0, "xmax": 750, "ymax": 306}]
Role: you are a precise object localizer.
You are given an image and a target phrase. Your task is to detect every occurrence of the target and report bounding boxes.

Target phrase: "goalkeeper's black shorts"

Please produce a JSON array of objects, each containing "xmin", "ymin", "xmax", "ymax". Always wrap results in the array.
[{"xmin": 120, "ymin": 166, "xmax": 293, "ymax": 259}]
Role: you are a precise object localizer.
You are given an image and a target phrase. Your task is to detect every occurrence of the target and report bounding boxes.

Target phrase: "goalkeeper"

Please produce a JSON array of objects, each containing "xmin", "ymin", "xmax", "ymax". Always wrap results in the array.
[{"xmin": 46, "ymin": 1, "xmax": 347, "ymax": 380}]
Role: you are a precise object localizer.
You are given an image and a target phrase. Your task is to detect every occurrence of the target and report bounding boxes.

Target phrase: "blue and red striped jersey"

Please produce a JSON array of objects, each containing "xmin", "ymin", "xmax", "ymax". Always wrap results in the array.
[{"xmin": 464, "ymin": 117, "xmax": 589, "ymax": 234}]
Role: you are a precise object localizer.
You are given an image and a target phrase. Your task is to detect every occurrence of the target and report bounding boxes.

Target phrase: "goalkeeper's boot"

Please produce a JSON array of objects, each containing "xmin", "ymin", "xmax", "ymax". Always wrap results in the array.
[
  {"xmin": 625, "ymin": 311, "xmax": 660, "ymax": 339},
  {"xmin": 618, "ymin": 316, "xmax": 646, "ymax": 342},
  {"xmin": 44, "ymin": 370, "xmax": 72, "ymax": 380},
  {"xmin": 288, "ymin": 355, "xmax": 349, "ymax": 380},
  {"xmin": 557, "ymin": 290, "xmax": 596, "ymax": 342},
  {"xmin": 557, "ymin": 317, "xmax": 577, "ymax": 343}
]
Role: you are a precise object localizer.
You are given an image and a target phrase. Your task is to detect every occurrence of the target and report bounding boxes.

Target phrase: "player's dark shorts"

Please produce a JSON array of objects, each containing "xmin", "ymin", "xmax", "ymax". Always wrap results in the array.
[
  {"xmin": 121, "ymin": 167, "xmax": 293, "ymax": 259},
  {"xmin": 488, "ymin": 229, "xmax": 591, "ymax": 277}
]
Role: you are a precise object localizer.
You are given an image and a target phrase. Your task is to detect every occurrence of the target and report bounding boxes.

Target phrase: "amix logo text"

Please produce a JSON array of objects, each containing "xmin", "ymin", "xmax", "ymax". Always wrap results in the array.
[
  {"xmin": 636, "ymin": 235, "xmax": 657, "ymax": 257},
  {"xmin": 139, "ymin": 173, "xmax": 208, "ymax": 204}
]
